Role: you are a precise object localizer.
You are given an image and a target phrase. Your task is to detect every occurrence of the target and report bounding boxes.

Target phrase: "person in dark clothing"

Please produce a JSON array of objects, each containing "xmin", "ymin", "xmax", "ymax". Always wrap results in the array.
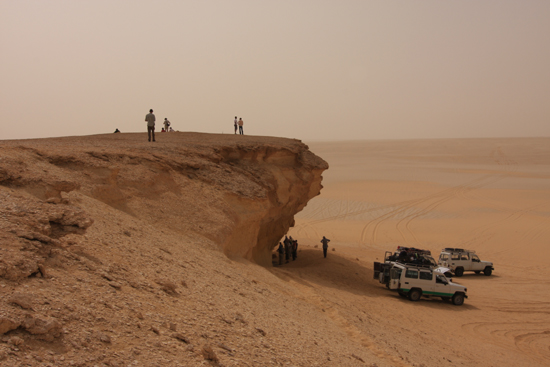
[
  {"xmin": 277, "ymin": 242, "xmax": 284, "ymax": 266},
  {"xmin": 292, "ymin": 240, "xmax": 297, "ymax": 261},
  {"xmin": 284, "ymin": 240, "xmax": 291, "ymax": 263},
  {"xmin": 145, "ymin": 109, "xmax": 156, "ymax": 142},
  {"xmin": 283, "ymin": 236, "xmax": 290, "ymax": 262},
  {"xmin": 321, "ymin": 236, "xmax": 330, "ymax": 258}
]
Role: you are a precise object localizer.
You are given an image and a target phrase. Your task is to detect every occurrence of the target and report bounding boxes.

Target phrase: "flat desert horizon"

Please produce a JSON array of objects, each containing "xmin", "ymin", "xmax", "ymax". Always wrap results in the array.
[{"xmin": 282, "ymin": 137, "xmax": 550, "ymax": 366}]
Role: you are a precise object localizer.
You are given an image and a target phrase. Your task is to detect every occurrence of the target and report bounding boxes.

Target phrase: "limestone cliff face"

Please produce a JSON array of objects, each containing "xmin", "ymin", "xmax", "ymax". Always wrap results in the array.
[
  {"xmin": 217, "ymin": 144, "xmax": 328, "ymax": 265},
  {"xmin": 0, "ymin": 133, "xmax": 327, "ymax": 271}
]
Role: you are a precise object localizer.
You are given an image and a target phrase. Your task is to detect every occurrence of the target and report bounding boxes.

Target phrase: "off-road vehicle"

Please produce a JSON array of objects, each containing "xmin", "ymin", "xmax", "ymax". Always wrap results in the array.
[
  {"xmin": 380, "ymin": 246, "xmax": 453, "ymax": 277},
  {"xmin": 373, "ymin": 262, "xmax": 468, "ymax": 305},
  {"xmin": 438, "ymin": 248, "xmax": 494, "ymax": 277}
]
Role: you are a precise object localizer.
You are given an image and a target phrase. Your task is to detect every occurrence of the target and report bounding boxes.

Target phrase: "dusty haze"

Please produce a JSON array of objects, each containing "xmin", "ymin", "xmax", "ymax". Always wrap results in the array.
[{"xmin": 1, "ymin": 1, "xmax": 550, "ymax": 141}]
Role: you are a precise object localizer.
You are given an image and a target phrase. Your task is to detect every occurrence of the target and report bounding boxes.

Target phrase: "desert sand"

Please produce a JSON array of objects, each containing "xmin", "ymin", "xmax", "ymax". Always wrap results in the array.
[
  {"xmin": 1, "ymin": 134, "xmax": 549, "ymax": 366},
  {"xmin": 285, "ymin": 138, "xmax": 550, "ymax": 366}
]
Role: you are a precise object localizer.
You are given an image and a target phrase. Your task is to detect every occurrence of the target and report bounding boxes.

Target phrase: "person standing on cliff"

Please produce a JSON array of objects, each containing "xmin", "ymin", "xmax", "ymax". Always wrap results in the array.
[
  {"xmin": 277, "ymin": 242, "xmax": 284, "ymax": 266},
  {"xmin": 234, "ymin": 116, "xmax": 238, "ymax": 134},
  {"xmin": 238, "ymin": 117, "xmax": 244, "ymax": 135},
  {"xmin": 145, "ymin": 109, "xmax": 156, "ymax": 142},
  {"xmin": 321, "ymin": 236, "xmax": 330, "ymax": 258}
]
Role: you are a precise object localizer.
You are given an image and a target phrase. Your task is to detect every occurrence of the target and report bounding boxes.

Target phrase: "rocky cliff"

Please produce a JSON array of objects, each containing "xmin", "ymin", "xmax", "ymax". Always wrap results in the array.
[
  {"xmin": 0, "ymin": 133, "xmax": 328, "ymax": 272},
  {"xmin": 0, "ymin": 133, "xmax": 336, "ymax": 366}
]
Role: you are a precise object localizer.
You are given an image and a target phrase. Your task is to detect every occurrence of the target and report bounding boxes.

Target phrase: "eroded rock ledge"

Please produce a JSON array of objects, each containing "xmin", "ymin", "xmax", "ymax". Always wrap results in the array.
[{"xmin": 0, "ymin": 133, "xmax": 327, "ymax": 268}]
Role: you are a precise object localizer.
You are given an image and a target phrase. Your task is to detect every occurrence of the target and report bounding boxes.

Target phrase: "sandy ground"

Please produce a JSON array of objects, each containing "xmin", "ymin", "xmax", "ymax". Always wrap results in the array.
[
  {"xmin": 2, "ymin": 135, "xmax": 550, "ymax": 366},
  {"xmin": 281, "ymin": 138, "xmax": 550, "ymax": 366}
]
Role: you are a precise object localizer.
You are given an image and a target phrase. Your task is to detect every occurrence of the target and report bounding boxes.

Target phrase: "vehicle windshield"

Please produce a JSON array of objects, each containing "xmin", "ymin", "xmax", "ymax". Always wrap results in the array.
[
  {"xmin": 424, "ymin": 256, "xmax": 437, "ymax": 266},
  {"xmin": 436, "ymin": 275, "xmax": 448, "ymax": 284}
]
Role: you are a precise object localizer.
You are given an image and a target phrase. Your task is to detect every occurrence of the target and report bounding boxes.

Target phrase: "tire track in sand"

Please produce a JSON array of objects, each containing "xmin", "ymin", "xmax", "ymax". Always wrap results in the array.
[
  {"xmin": 363, "ymin": 146, "xmax": 519, "ymax": 247},
  {"xmin": 461, "ymin": 320, "xmax": 550, "ymax": 365},
  {"xmin": 361, "ymin": 174, "xmax": 502, "ymax": 247}
]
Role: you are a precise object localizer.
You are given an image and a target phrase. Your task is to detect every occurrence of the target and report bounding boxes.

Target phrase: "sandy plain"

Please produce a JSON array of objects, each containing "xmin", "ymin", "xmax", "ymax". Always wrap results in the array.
[
  {"xmin": 1, "ymin": 134, "xmax": 550, "ymax": 366},
  {"xmin": 281, "ymin": 138, "xmax": 550, "ymax": 366}
]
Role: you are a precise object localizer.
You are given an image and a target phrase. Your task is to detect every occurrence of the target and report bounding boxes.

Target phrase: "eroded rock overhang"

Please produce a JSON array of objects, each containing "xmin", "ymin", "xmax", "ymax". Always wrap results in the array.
[{"xmin": 0, "ymin": 133, "xmax": 328, "ymax": 267}]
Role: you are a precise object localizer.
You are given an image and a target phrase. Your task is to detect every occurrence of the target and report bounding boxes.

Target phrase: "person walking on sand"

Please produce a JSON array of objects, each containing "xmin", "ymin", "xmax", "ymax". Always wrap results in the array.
[
  {"xmin": 238, "ymin": 118, "xmax": 244, "ymax": 135},
  {"xmin": 163, "ymin": 118, "xmax": 170, "ymax": 132},
  {"xmin": 292, "ymin": 239, "xmax": 298, "ymax": 261},
  {"xmin": 145, "ymin": 109, "xmax": 156, "ymax": 142},
  {"xmin": 321, "ymin": 236, "xmax": 330, "ymax": 258},
  {"xmin": 234, "ymin": 116, "xmax": 238, "ymax": 134},
  {"xmin": 277, "ymin": 242, "xmax": 284, "ymax": 266}
]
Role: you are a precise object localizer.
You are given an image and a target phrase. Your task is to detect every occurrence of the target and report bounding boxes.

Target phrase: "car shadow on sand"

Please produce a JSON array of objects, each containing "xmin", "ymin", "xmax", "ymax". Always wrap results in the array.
[
  {"xmin": 271, "ymin": 248, "xmax": 394, "ymax": 299},
  {"xmin": 389, "ymin": 293, "xmax": 480, "ymax": 310},
  {"xmin": 271, "ymin": 248, "xmax": 481, "ymax": 310}
]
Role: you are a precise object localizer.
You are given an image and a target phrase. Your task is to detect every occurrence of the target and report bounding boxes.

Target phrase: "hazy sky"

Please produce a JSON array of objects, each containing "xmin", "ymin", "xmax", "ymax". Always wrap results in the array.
[{"xmin": 1, "ymin": 1, "xmax": 549, "ymax": 141}]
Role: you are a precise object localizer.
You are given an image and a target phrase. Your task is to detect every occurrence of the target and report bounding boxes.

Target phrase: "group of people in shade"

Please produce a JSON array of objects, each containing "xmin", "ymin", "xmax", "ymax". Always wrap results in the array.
[
  {"xmin": 277, "ymin": 236, "xmax": 298, "ymax": 265},
  {"xmin": 276, "ymin": 235, "xmax": 332, "ymax": 265}
]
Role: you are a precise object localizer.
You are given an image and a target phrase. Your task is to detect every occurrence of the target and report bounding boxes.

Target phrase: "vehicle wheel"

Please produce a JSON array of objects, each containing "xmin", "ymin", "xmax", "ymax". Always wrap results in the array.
[
  {"xmin": 475, "ymin": 271, "xmax": 481, "ymax": 274},
  {"xmin": 452, "ymin": 293, "xmax": 465, "ymax": 306},
  {"xmin": 484, "ymin": 267, "xmax": 492, "ymax": 276},
  {"xmin": 408, "ymin": 289, "xmax": 422, "ymax": 302},
  {"xmin": 441, "ymin": 296, "xmax": 451, "ymax": 302},
  {"xmin": 454, "ymin": 267, "xmax": 464, "ymax": 277}
]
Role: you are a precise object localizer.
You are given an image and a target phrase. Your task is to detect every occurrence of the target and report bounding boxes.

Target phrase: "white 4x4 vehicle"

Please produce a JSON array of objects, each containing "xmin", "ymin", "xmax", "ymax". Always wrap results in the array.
[
  {"xmin": 374, "ymin": 262, "xmax": 468, "ymax": 305},
  {"xmin": 438, "ymin": 248, "xmax": 494, "ymax": 277}
]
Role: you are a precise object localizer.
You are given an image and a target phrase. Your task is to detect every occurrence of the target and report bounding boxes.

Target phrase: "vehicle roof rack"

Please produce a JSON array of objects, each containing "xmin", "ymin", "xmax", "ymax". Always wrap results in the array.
[{"xmin": 443, "ymin": 248, "xmax": 475, "ymax": 254}]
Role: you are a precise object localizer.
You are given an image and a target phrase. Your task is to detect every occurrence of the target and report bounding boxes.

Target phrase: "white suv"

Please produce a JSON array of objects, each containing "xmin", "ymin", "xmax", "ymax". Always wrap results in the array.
[
  {"xmin": 438, "ymin": 248, "xmax": 494, "ymax": 277},
  {"xmin": 374, "ymin": 262, "xmax": 468, "ymax": 305}
]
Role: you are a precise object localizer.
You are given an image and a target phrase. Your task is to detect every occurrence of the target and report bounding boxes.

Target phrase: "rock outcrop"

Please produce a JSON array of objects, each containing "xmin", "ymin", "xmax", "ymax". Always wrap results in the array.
[
  {"xmin": 0, "ymin": 134, "xmax": 400, "ymax": 367},
  {"xmin": 0, "ymin": 133, "xmax": 327, "ymax": 269}
]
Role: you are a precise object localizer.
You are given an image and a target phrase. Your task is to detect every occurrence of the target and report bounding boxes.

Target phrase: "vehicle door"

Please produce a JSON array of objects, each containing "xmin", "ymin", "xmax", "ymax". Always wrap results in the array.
[
  {"xmin": 449, "ymin": 253, "xmax": 461, "ymax": 270},
  {"xmin": 388, "ymin": 267, "xmax": 402, "ymax": 290},
  {"xmin": 434, "ymin": 274, "xmax": 453, "ymax": 297},
  {"xmin": 460, "ymin": 252, "xmax": 470, "ymax": 270},
  {"xmin": 419, "ymin": 270, "xmax": 434, "ymax": 295},
  {"xmin": 471, "ymin": 254, "xmax": 483, "ymax": 271}
]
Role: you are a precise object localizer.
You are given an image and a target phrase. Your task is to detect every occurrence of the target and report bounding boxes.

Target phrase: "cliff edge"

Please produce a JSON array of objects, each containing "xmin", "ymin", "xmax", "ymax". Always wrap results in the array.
[{"xmin": 0, "ymin": 132, "xmax": 328, "ymax": 273}]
